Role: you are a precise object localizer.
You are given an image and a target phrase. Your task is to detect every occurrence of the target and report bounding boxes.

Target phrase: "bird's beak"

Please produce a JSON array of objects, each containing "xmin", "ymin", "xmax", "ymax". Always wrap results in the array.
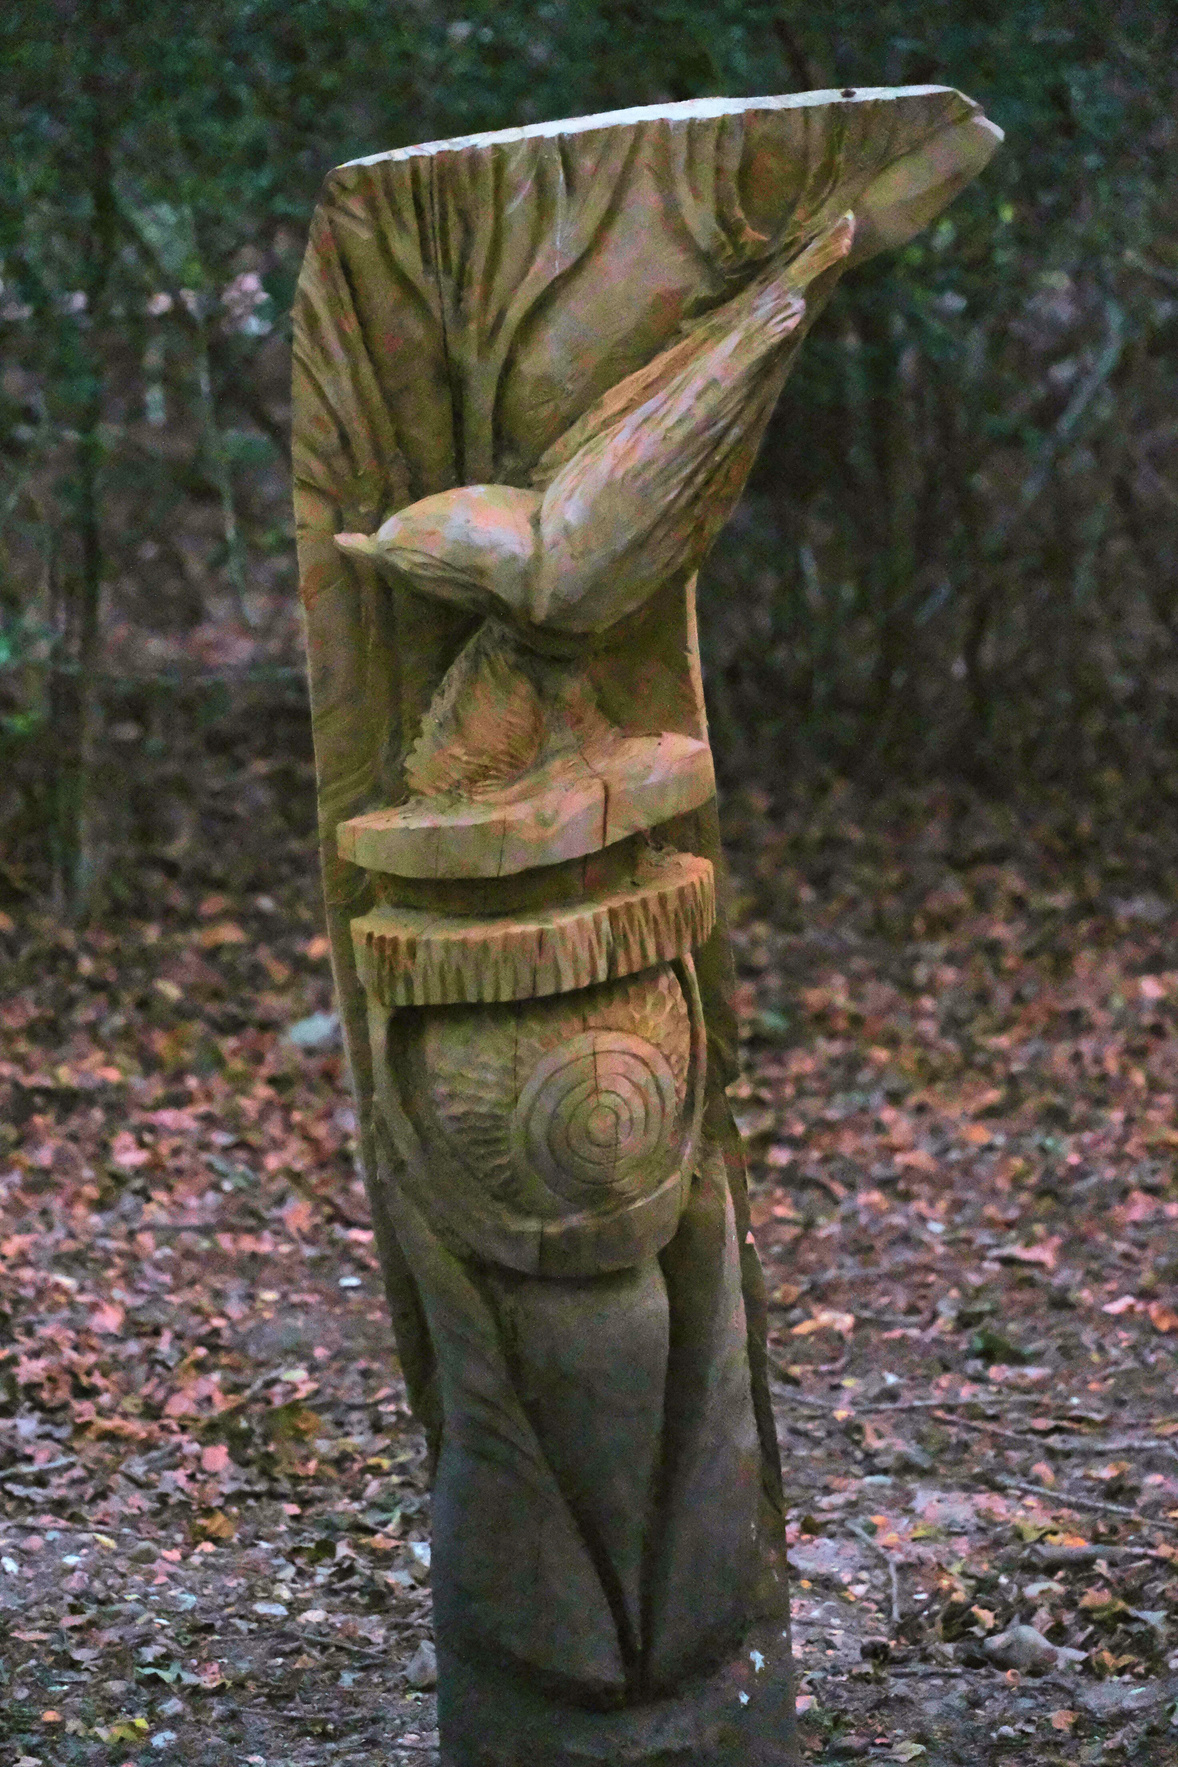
[{"xmin": 334, "ymin": 531, "xmax": 376, "ymax": 559}]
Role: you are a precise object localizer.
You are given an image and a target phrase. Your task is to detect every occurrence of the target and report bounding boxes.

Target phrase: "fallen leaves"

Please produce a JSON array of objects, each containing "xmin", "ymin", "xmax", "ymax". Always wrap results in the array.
[
  {"xmin": 732, "ymin": 789, "xmax": 1178, "ymax": 1751},
  {"xmin": 4, "ymin": 780, "xmax": 1178, "ymax": 1759},
  {"xmin": 0, "ymin": 882, "xmax": 442, "ymax": 1761},
  {"xmin": 995, "ymin": 1237, "xmax": 1061, "ymax": 1271},
  {"xmin": 1098, "ymin": 1295, "xmax": 1178, "ymax": 1331},
  {"xmin": 194, "ymin": 921, "xmax": 248, "ymax": 949},
  {"xmin": 191, "ymin": 1510, "xmax": 236, "ymax": 1542},
  {"xmin": 792, "ymin": 1309, "xmax": 857, "ymax": 1338}
]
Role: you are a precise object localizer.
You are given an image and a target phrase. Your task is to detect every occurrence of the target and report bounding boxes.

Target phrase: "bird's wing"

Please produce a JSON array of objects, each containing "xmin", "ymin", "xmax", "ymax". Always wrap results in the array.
[
  {"xmin": 527, "ymin": 214, "xmax": 854, "ymax": 631},
  {"xmin": 529, "ymin": 214, "xmax": 855, "ymax": 494},
  {"xmin": 333, "ymin": 219, "xmax": 851, "ymax": 638}
]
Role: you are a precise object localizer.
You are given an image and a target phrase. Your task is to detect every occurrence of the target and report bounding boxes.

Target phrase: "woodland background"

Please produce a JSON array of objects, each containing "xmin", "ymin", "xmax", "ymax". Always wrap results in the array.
[
  {"xmin": 3, "ymin": 7, "xmax": 1178, "ymax": 1767},
  {"xmin": 1, "ymin": 0, "xmax": 1177, "ymax": 912}
]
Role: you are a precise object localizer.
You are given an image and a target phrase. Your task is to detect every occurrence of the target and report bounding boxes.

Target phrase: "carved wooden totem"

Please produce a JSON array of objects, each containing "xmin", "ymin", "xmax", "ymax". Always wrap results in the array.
[{"xmin": 292, "ymin": 87, "xmax": 1000, "ymax": 1766}]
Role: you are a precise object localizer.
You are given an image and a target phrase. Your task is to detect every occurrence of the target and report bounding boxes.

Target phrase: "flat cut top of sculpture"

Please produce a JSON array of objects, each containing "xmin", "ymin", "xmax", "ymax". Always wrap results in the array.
[{"xmin": 344, "ymin": 85, "xmax": 999, "ymax": 262}]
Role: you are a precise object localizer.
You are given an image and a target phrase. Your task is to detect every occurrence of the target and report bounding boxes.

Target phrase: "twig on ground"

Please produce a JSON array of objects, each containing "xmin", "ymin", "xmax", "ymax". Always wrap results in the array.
[
  {"xmin": 848, "ymin": 1521, "xmax": 902, "ymax": 1627},
  {"xmin": 0, "ymin": 1455, "xmax": 76, "ymax": 1483},
  {"xmin": 771, "ymin": 1377, "xmax": 1043, "ymax": 1413},
  {"xmin": 989, "ymin": 1474, "xmax": 1178, "ymax": 1532},
  {"xmin": 294, "ymin": 1624, "xmax": 421, "ymax": 1655},
  {"xmin": 791, "ymin": 1172, "xmax": 847, "ymax": 1206},
  {"xmin": 1030, "ymin": 1542, "xmax": 1163, "ymax": 1567},
  {"xmin": 934, "ymin": 1411, "xmax": 1178, "ymax": 1459},
  {"xmin": 850, "ymin": 1312, "xmax": 928, "ymax": 1327}
]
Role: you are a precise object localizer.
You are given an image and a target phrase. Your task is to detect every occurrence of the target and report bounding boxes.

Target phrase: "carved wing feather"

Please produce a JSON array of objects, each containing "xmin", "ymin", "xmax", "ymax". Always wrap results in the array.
[{"xmin": 526, "ymin": 214, "xmax": 855, "ymax": 630}]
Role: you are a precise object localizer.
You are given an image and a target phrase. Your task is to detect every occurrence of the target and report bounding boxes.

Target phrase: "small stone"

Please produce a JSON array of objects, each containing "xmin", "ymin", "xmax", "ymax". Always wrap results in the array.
[
  {"xmin": 252, "ymin": 1600, "xmax": 289, "ymax": 1617},
  {"xmin": 404, "ymin": 1639, "xmax": 437, "ymax": 1690},
  {"xmin": 877, "ymin": 1442, "xmax": 933, "ymax": 1475},
  {"xmin": 285, "ymin": 1011, "xmax": 340, "ymax": 1050},
  {"xmin": 983, "ymin": 1624, "xmax": 1082, "ymax": 1674},
  {"xmin": 1080, "ymin": 1680, "xmax": 1160, "ymax": 1718},
  {"xmin": 130, "ymin": 1541, "xmax": 158, "ymax": 1564}
]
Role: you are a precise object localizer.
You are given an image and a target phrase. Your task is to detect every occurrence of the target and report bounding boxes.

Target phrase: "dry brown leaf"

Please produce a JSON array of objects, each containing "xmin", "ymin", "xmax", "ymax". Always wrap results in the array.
[{"xmin": 195, "ymin": 920, "xmax": 247, "ymax": 948}]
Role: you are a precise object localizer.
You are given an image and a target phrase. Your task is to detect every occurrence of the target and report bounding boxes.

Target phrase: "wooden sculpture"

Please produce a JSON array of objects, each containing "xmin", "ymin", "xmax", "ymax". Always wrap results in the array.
[{"xmin": 292, "ymin": 87, "xmax": 1000, "ymax": 1766}]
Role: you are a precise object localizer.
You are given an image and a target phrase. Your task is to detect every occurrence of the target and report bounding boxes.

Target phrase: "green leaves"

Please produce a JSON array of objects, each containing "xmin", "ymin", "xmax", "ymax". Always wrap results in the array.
[
  {"xmin": 969, "ymin": 1325, "xmax": 1032, "ymax": 1367},
  {"xmin": 2, "ymin": 0, "xmax": 1176, "ymax": 896},
  {"xmin": 116, "ymin": 187, "xmax": 203, "ymax": 292}
]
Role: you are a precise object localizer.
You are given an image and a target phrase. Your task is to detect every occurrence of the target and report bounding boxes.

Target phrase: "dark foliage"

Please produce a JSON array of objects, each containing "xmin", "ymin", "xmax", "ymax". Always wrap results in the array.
[{"xmin": 1, "ymin": 1, "xmax": 1175, "ymax": 914}]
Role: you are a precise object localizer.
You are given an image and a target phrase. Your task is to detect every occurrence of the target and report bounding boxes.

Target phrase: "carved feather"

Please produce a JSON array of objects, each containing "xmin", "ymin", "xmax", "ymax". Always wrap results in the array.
[{"xmin": 403, "ymin": 624, "xmax": 544, "ymax": 799}]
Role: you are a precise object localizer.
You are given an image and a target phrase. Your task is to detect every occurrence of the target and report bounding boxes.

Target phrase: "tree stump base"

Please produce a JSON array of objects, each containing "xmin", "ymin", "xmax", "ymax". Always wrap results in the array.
[{"xmin": 439, "ymin": 1615, "xmax": 799, "ymax": 1767}]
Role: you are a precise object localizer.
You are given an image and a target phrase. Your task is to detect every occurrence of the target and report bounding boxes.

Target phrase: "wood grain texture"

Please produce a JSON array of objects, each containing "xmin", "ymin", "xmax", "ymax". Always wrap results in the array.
[
  {"xmin": 371, "ymin": 831, "xmax": 645, "ymax": 916},
  {"xmin": 292, "ymin": 86, "xmax": 1001, "ymax": 1763},
  {"xmin": 372, "ymin": 955, "xmax": 707, "ymax": 1281},
  {"xmin": 293, "ymin": 80, "xmax": 1002, "ymax": 1203},
  {"xmin": 334, "ymin": 214, "xmax": 854, "ymax": 638},
  {"xmin": 421, "ymin": 964, "xmax": 694, "ymax": 1219},
  {"xmin": 352, "ymin": 850, "xmax": 715, "ymax": 1006},
  {"xmin": 340, "ymin": 731, "xmax": 714, "ymax": 879}
]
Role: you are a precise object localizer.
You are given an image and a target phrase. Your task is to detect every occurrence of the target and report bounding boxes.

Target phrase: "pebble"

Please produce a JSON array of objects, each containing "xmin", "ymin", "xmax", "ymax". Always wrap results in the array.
[
  {"xmin": 983, "ymin": 1625, "xmax": 1085, "ymax": 1674},
  {"xmin": 404, "ymin": 1638, "xmax": 437, "ymax": 1690}
]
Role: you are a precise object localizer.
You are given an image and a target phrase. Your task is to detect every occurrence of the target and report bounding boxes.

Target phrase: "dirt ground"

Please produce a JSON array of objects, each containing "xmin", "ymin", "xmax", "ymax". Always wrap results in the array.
[{"xmin": 2, "ymin": 773, "xmax": 1177, "ymax": 1766}]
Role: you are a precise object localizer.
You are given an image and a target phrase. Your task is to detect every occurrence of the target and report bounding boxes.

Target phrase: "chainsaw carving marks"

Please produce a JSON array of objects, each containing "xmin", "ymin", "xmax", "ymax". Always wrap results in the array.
[
  {"xmin": 378, "ymin": 955, "xmax": 707, "ymax": 1279},
  {"xmin": 351, "ymin": 850, "xmax": 716, "ymax": 1007},
  {"xmin": 293, "ymin": 85, "xmax": 1002, "ymax": 1767},
  {"xmin": 514, "ymin": 1029, "xmax": 679, "ymax": 1206}
]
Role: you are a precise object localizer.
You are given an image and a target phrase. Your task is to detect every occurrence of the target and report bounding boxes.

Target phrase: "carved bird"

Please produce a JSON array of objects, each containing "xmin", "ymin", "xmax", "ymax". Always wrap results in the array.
[{"xmin": 335, "ymin": 213, "xmax": 854, "ymax": 637}]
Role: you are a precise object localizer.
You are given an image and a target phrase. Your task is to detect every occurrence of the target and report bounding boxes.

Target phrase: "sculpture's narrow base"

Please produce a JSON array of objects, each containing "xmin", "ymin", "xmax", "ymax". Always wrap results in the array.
[{"xmin": 437, "ymin": 1619, "xmax": 799, "ymax": 1767}]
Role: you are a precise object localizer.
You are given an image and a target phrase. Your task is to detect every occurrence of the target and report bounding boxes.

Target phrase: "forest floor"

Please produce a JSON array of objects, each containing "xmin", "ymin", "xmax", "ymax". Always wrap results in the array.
[{"xmin": 2, "ymin": 770, "xmax": 1177, "ymax": 1767}]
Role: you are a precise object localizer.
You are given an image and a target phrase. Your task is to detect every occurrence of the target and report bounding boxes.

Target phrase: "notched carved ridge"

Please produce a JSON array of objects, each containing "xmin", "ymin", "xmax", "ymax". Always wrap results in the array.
[{"xmin": 352, "ymin": 852, "xmax": 715, "ymax": 1007}]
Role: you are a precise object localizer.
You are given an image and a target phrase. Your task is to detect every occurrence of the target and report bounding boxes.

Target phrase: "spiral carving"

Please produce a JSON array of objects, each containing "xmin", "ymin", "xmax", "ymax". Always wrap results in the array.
[
  {"xmin": 511, "ymin": 1031, "xmax": 678, "ymax": 1205},
  {"xmin": 382, "ymin": 956, "xmax": 705, "ymax": 1272}
]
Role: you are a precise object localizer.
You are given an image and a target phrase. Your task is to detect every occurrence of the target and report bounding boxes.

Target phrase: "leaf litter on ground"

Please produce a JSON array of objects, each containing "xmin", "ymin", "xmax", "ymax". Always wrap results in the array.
[{"xmin": 1, "ymin": 777, "xmax": 1177, "ymax": 1763}]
